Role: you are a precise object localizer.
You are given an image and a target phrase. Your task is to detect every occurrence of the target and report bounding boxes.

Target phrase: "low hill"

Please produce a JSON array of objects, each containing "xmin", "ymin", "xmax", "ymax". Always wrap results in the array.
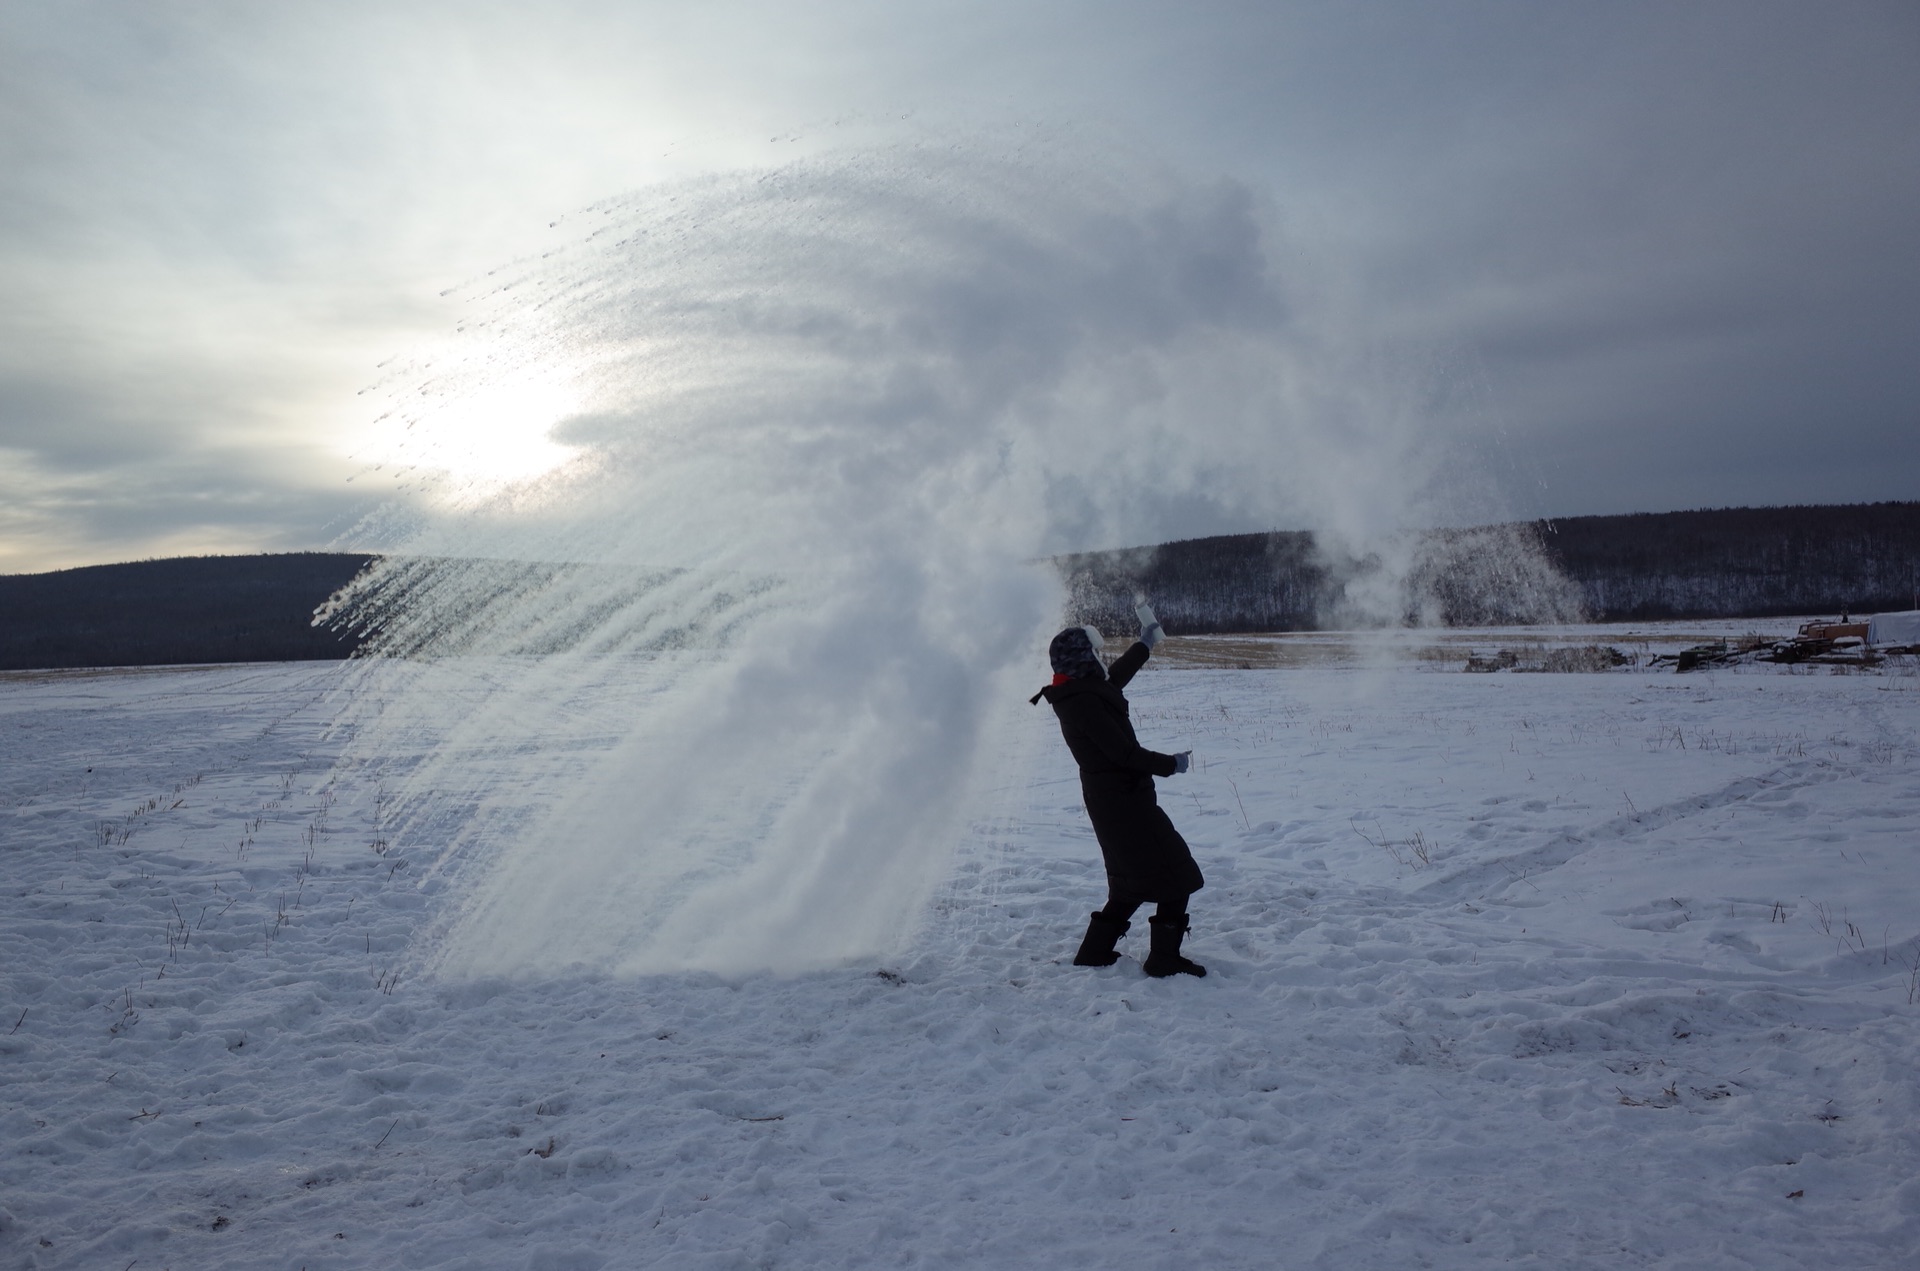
[
  {"xmin": 3, "ymin": 503, "xmax": 1915, "ymax": 669},
  {"xmin": 1062, "ymin": 502, "xmax": 1920, "ymax": 633},
  {"xmin": 0, "ymin": 553, "xmax": 375, "ymax": 672},
  {"xmin": 1532, "ymin": 503, "xmax": 1919, "ymax": 621}
]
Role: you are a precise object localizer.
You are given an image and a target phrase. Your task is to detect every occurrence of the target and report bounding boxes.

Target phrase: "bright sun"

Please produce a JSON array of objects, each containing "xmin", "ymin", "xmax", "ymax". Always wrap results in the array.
[
  {"xmin": 427, "ymin": 374, "xmax": 582, "ymax": 487},
  {"xmin": 356, "ymin": 371, "xmax": 585, "ymax": 497}
]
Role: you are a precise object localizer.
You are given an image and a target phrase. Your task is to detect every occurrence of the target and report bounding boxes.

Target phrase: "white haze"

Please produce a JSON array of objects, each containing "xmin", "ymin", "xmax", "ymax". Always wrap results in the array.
[{"xmin": 327, "ymin": 143, "xmax": 1567, "ymax": 979}]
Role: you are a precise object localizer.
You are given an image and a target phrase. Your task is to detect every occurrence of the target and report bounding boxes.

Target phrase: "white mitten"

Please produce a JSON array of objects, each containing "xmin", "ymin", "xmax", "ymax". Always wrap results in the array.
[{"xmin": 1135, "ymin": 602, "xmax": 1165, "ymax": 649}]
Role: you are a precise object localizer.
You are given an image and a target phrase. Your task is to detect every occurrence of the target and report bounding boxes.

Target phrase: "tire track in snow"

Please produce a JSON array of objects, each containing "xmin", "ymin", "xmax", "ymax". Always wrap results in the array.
[{"xmin": 1414, "ymin": 755, "xmax": 1857, "ymax": 904}]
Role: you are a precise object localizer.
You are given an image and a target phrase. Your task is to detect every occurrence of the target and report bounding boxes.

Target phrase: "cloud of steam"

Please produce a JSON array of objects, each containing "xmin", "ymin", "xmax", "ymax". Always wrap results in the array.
[{"xmin": 330, "ymin": 141, "xmax": 1520, "ymax": 978}]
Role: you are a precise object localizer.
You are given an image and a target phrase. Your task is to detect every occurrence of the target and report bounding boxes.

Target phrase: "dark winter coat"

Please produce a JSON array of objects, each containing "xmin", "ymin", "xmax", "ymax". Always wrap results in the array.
[{"xmin": 1036, "ymin": 641, "xmax": 1204, "ymax": 902}]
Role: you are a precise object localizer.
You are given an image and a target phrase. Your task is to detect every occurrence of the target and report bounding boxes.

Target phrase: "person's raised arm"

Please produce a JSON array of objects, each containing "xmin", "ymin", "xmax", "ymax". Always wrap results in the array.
[
  {"xmin": 1108, "ymin": 602, "xmax": 1164, "ymax": 690},
  {"xmin": 1107, "ymin": 640, "xmax": 1150, "ymax": 689}
]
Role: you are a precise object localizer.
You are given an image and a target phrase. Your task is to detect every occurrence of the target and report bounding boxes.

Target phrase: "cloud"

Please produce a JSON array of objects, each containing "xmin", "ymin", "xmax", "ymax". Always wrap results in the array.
[
  {"xmin": 0, "ymin": 439, "xmax": 374, "ymax": 574},
  {"xmin": 1, "ymin": 0, "xmax": 1915, "ymax": 572}
]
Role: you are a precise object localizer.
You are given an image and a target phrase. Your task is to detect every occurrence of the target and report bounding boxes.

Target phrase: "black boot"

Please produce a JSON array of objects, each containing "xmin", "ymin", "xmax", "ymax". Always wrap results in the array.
[
  {"xmin": 1072, "ymin": 911, "xmax": 1130, "ymax": 966},
  {"xmin": 1143, "ymin": 914, "xmax": 1206, "ymax": 978}
]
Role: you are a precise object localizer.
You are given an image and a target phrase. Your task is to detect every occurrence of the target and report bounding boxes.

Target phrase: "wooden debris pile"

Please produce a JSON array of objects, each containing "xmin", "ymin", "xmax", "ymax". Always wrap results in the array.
[
  {"xmin": 1465, "ymin": 645, "xmax": 1632, "ymax": 673},
  {"xmin": 1649, "ymin": 617, "xmax": 1919, "ymax": 672}
]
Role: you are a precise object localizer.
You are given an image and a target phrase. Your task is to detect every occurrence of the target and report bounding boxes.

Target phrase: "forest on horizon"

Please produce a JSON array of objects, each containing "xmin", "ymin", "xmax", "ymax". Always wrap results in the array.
[
  {"xmin": 3, "ymin": 503, "xmax": 1916, "ymax": 671},
  {"xmin": 1060, "ymin": 502, "xmax": 1920, "ymax": 635}
]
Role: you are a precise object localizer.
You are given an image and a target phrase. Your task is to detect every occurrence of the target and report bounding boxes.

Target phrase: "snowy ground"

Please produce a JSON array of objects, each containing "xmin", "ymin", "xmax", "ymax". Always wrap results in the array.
[{"xmin": 3, "ymin": 651, "xmax": 1918, "ymax": 1269}]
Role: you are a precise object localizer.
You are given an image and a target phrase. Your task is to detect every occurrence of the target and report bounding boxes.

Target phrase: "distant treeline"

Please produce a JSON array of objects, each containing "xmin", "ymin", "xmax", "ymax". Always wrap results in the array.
[
  {"xmin": 1535, "ymin": 503, "xmax": 1920, "ymax": 622},
  {"xmin": 0, "ymin": 553, "xmax": 375, "ymax": 672},
  {"xmin": 1062, "ymin": 502, "xmax": 1920, "ymax": 633},
  {"xmin": 2, "ymin": 504, "xmax": 1916, "ymax": 670}
]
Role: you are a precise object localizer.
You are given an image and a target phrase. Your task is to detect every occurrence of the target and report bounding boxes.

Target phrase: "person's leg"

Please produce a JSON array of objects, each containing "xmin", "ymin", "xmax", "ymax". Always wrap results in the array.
[
  {"xmin": 1074, "ymin": 890, "xmax": 1143, "ymax": 966},
  {"xmin": 1144, "ymin": 892, "xmax": 1205, "ymax": 978}
]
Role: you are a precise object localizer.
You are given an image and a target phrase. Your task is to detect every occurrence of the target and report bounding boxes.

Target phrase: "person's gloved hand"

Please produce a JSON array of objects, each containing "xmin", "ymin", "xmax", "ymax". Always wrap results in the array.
[
  {"xmin": 1173, "ymin": 751, "xmax": 1191, "ymax": 774},
  {"xmin": 1135, "ymin": 602, "xmax": 1165, "ymax": 649}
]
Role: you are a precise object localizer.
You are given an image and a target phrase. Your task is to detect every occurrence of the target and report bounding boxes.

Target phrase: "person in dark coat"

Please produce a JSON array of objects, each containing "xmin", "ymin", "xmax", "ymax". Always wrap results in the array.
[{"xmin": 1031, "ymin": 604, "xmax": 1206, "ymax": 977}]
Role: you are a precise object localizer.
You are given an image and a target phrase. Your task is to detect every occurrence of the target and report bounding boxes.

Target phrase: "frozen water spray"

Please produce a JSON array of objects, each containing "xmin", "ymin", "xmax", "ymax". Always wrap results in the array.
[{"xmin": 328, "ymin": 141, "xmax": 1561, "ymax": 978}]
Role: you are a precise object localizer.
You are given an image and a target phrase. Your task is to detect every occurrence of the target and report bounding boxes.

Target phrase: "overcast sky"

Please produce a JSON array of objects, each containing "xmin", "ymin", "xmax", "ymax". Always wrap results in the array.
[{"xmin": 2, "ymin": 0, "xmax": 1915, "ymax": 573}]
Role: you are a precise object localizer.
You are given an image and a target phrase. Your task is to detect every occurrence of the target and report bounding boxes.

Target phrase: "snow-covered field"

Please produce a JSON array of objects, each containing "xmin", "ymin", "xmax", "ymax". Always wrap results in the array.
[{"xmin": 4, "ymin": 653, "xmax": 1918, "ymax": 1269}]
